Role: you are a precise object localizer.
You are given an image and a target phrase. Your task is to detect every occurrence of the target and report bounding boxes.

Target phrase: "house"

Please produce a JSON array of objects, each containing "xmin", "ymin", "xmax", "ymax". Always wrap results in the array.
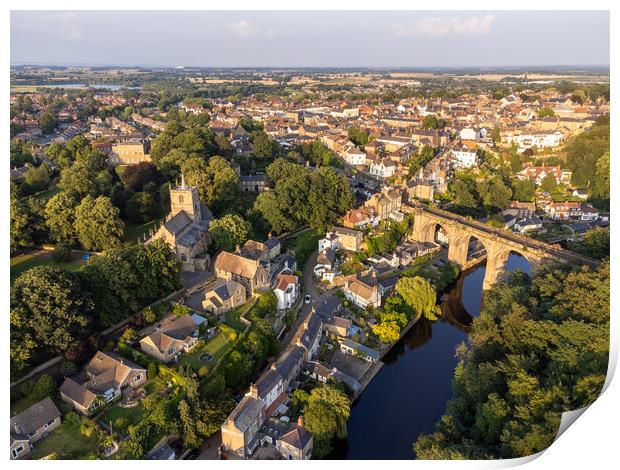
[
  {"xmin": 339, "ymin": 338, "xmax": 380, "ymax": 363},
  {"xmin": 274, "ymin": 345, "xmax": 306, "ymax": 392},
  {"xmin": 214, "ymin": 251, "xmax": 270, "ymax": 297},
  {"xmin": 343, "ymin": 275, "xmax": 381, "ymax": 309},
  {"xmin": 451, "ymin": 141, "xmax": 478, "ymax": 168},
  {"xmin": 313, "ymin": 295, "xmax": 344, "ymax": 319},
  {"xmin": 295, "ymin": 312, "xmax": 323, "ymax": 360},
  {"xmin": 322, "ymin": 315, "xmax": 353, "ymax": 338},
  {"xmin": 517, "ymin": 165, "xmax": 573, "ymax": 186},
  {"xmin": 341, "ymin": 143, "xmax": 366, "ymax": 166},
  {"xmin": 274, "ymin": 273, "xmax": 300, "ymax": 311},
  {"xmin": 109, "ymin": 140, "xmax": 151, "ymax": 165},
  {"xmin": 240, "ymin": 174, "xmax": 268, "ymax": 193},
  {"xmin": 201, "ymin": 279, "xmax": 247, "ymax": 315},
  {"xmin": 304, "ymin": 362, "xmax": 332, "ymax": 383},
  {"xmin": 242, "ymin": 236, "xmax": 281, "ymax": 263},
  {"xmin": 504, "ymin": 131, "xmax": 563, "ymax": 152},
  {"xmin": 369, "ymin": 158, "xmax": 396, "ymax": 179},
  {"xmin": 139, "ymin": 314, "xmax": 200, "ymax": 363},
  {"xmin": 60, "ymin": 352, "xmax": 147, "ymax": 416},
  {"xmin": 543, "ymin": 202, "xmax": 582, "ymax": 220},
  {"xmin": 320, "ymin": 227, "xmax": 364, "ymax": 253},
  {"xmin": 221, "ymin": 396, "xmax": 266, "ymax": 458},
  {"xmin": 342, "ymin": 207, "xmax": 380, "ymax": 229},
  {"xmin": 248, "ymin": 368, "xmax": 284, "ymax": 410},
  {"xmin": 313, "ymin": 248, "xmax": 337, "ymax": 278},
  {"xmin": 580, "ymin": 203, "xmax": 600, "ymax": 221},
  {"xmin": 149, "ymin": 175, "xmax": 212, "ymax": 271},
  {"xmin": 364, "ymin": 187, "xmax": 402, "ymax": 220},
  {"xmin": 277, "ymin": 417, "xmax": 313, "ymax": 460},
  {"xmin": 513, "ymin": 216, "xmax": 543, "ymax": 233},
  {"xmin": 10, "ymin": 397, "xmax": 61, "ymax": 460}
]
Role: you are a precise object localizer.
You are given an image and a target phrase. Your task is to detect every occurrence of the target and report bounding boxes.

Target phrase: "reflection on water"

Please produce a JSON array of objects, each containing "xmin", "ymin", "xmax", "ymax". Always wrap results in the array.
[{"xmin": 330, "ymin": 253, "xmax": 532, "ymax": 460}]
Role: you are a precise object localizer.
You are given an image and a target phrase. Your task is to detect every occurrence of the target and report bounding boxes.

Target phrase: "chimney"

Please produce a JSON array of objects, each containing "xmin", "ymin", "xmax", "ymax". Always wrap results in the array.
[
  {"xmin": 235, "ymin": 244, "xmax": 242, "ymax": 254},
  {"xmin": 249, "ymin": 383, "xmax": 258, "ymax": 399},
  {"xmin": 297, "ymin": 415, "xmax": 304, "ymax": 427}
]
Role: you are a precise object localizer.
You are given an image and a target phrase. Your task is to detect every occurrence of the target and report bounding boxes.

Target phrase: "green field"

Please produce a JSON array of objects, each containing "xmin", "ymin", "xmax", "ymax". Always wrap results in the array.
[
  {"xmin": 10, "ymin": 251, "xmax": 88, "ymax": 286},
  {"xmin": 29, "ymin": 421, "xmax": 99, "ymax": 460}
]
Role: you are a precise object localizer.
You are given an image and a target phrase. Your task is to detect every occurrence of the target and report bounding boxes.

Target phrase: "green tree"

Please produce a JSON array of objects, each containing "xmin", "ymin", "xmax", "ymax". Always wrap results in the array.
[
  {"xmin": 125, "ymin": 192, "xmax": 159, "ymax": 224},
  {"xmin": 396, "ymin": 276, "xmax": 441, "ymax": 321},
  {"xmin": 538, "ymin": 107, "xmax": 555, "ymax": 118},
  {"xmin": 304, "ymin": 384, "xmax": 351, "ymax": 458},
  {"xmin": 45, "ymin": 192, "xmax": 79, "ymax": 245},
  {"xmin": 539, "ymin": 173, "xmax": 558, "ymax": 193},
  {"xmin": 347, "ymin": 127, "xmax": 369, "ymax": 146},
  {"xmin": 58, "ymin": 164, "xmax": 99, "ymax": 199},
  {"xmin": 415, "ymin": 262, "xmax": 609, "ymax": 459},
  {"xmin": 511, "ymin": 179, "xmax": 536, "ymax": 202},
  {"xmin": 10, "ymin": 192, "xmax": 32, "ymax": 254},
  {"xmin": 371, "ymin": 321, "xmax": 401, "ymax": 343},
  {"xmin": 74, "ymin": 195, "xmax": 124, "ymax": 251},
  {"xmin": 251, "ymin": 130, "xmax": 280, "ymax": 159},
  {"xmin": 39, "ymin": 111, "xmax": 58, "ymax": 134},
  {"xmin": 209, "ymin": 214, "xmax": 250, "ymax": 252},
  {"xmin": 11, "ymin": 266, "xmax": 93, "ymax": 358}
]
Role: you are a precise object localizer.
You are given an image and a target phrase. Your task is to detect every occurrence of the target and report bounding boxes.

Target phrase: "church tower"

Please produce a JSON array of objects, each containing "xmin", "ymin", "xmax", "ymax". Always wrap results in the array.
[{"xmin": 169, "ymin": 173, "xmax": 202, "ymax": 222}]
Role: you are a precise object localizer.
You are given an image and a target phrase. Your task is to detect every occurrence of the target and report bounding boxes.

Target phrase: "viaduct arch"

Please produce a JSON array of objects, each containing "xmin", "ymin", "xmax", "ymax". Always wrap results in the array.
[{"xmin": 405, "ymin": 204, "xmax": 598, "ymax": 290}]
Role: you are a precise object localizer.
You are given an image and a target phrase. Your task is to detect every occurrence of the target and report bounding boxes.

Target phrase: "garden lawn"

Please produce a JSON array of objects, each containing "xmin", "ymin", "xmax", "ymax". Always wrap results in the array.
[
  {"xmin": 177, "ymin": 332, "xmax": 232, "ymax": 370},
  {"xmin": 224, "ymin": 300, "xmax": 254, "ymax": 331},
  {"xmin": 10, "ymin": 395, "xmax": 41, "ymax": 417},
  {"xmin": 10, "ymin": 251, "xmax": 87, "ymax": 286},
  {"xmin": 28, "ymin": 421, "xmax": 98, "ymax": 460},
  {"xmin": 123, "ymin": 218, "xmax": 163, "ymax": 245},
  {"xmin": 98, "ymin": 403, "xmax": 144, "ymax": 428}
]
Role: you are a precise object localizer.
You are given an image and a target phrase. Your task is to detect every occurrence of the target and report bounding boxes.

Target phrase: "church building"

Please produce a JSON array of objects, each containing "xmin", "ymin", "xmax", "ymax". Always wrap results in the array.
[{"xmin": 149, "ymin": 175, "xmax": 213, "ymax": 271}]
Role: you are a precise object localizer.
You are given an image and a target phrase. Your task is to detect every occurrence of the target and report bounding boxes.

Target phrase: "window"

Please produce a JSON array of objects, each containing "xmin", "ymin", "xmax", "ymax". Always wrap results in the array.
[
  {"xmin": 178, "ymin": 195, "xmax": 184, "ymax": 204},
  {"xmin": 12, "ymin": 445, "xmax": 24, "ymax": 458},
  {"xmin": 43, "ymin": 419, "xmax": 55, "ymax": 429},
  {"xmin": 134, "ymin": 374, "xmax": 142, "ymax": 382}
]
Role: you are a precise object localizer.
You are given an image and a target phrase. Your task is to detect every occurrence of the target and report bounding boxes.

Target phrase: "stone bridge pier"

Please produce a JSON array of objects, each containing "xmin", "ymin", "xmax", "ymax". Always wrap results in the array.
[{"xmin": 410, "ymin": 209, "xmax": 551, "ymax": 290}]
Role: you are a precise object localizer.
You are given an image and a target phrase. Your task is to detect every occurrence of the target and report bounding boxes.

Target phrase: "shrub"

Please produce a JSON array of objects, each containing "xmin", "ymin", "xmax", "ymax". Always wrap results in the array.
[
  {"xmin": 52, "ymin": 243, "xmax": 72, "ymax": 262},
  {"xmin": 198, "ymin": 365, "xmax": 209, "ymax": 378},
  {"xmin": 147, "ymin": 362, "xmax": 158, "ymax": 380},
  {"xmin": 143, "ymin": 307, "xmax": 157, "ymax": 324},
  {"xmin": 60, "ymin": 360, "xmax": 78, "ymax": 377}
]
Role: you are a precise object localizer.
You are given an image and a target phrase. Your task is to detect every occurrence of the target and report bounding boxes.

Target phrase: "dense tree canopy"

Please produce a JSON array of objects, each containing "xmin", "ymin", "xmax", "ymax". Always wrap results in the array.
[
  {"xmin": 209, "ymin": 214, "xmax": 251, "ymax": 252},
  {"xmin": 415, "ymin": 262, "xmax": 609, "ymax": 459},
  {"xmin": 566, "ymin": 115, "xmax": 609, "ymax": 192},
  {"xmin": 254, "ymin": 159, "xmax": 354, "ymax": 233},
  {"xmin": 74, "ymin": 195, "xmax": 124, "ymax": 251}
]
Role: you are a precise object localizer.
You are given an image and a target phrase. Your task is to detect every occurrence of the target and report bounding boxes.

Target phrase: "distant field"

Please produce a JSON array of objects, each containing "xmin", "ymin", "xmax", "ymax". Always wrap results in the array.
[{"xmin": 10, "ymin": 250, "xmax": 88, "ymax": 285}]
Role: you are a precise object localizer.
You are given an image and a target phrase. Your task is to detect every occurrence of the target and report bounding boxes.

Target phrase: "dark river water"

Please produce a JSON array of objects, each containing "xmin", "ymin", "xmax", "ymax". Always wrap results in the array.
[{"xmin": 330, "ymin": 254, "xmax": 532, "ymax": 459}]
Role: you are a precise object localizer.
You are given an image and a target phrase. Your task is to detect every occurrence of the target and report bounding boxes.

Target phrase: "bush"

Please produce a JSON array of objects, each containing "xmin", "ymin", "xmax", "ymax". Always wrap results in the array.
[
  {"xmin": 52, "ymin": 243, "xmax": 72, "ymax": 262},
  {"xmin": 198, "ymin": 365, "xmax": 209, "ymax": 378},
  {"xmin": 60, "ymin": 360, "xmax": 78, "ymax": 377},
  {"xmin": 143, "ymin": 307, "xmax": 157, "ymax": 324},
  {"xmin": 147, "ymin": 362, "xmax": 158, "ymax": 380},
  {"xmin": 65, "ymin": 411, "xmax": 81, "ymax": 428},
  {"xmin": 172, "ymin": 303, "xmax": 191, "ymax": 317}
]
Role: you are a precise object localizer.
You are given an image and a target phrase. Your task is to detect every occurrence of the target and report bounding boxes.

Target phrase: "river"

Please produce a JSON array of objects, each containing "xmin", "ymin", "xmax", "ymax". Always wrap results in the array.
[{"xmin": 330, "ymin": 253, "xmax": 532, "ymax": 459}]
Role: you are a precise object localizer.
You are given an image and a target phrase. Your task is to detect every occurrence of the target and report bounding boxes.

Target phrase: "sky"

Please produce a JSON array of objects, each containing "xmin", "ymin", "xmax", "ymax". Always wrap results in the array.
[{"xmin": 10, "ymin": 11, "xmax": 610, "ymax": 68}]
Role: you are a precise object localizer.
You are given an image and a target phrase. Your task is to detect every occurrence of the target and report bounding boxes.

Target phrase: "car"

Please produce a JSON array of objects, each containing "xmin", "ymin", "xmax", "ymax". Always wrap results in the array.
[{"xmin": 304, "ymin": 295, "xmax": 312, "ymax": 304}]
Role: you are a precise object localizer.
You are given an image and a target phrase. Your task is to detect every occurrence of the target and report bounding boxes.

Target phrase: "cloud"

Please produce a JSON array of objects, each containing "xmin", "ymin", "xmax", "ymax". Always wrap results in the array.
[
  {"xmin": 392, "ymin": 15, "xmax": 495, "ymax": 37},
  {"xmin": 227, "ymin": 20, "xmax": 274, "ymax": 39}
]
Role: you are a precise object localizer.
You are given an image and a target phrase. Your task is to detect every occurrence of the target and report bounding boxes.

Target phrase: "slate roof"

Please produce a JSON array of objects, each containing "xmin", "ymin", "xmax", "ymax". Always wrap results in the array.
[
  {"xmin": 141, "ymin": 314, "xmax": 197, "ymax": 354},
  {"xmin": 313, "ymin": 295, "xmax": 343, "ymax": 319},
  {"xmin": 11, "ymin": 397, "xmax": 61, "ymax": 438},
  {"xmin": 280, "ymin": 423, "xmax": 313, "ymax": 450},
  {"xmin": 164, "ymin": 211, "xmax": 192, "ymax": 236},
  {"xmin": 274, "ymin": 346, "xmax": 305, "ymax": 383},
  {"xmin": 253, "ymin": 369, "xmax": 283, "ymax": 399},
  {"xmin": 228, "ymin": 396, "xmax": 265, "ymax": 433},
  {"xmin": 298, "ymin": 312, "xmax": 322, "ymax": 352}
]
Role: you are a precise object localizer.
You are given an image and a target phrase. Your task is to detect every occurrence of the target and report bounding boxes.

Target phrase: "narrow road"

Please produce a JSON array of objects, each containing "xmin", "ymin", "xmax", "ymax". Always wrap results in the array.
[{"xmin": 280, "ymin": 249, "xmax": 319, "ymax": 350}]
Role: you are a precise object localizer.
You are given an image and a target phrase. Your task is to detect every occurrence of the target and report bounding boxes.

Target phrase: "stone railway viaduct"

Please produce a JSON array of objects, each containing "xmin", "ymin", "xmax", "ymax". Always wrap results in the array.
[{"xmin": 403, "ymin": 203, "xmax": 599, "ymax": 290}]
